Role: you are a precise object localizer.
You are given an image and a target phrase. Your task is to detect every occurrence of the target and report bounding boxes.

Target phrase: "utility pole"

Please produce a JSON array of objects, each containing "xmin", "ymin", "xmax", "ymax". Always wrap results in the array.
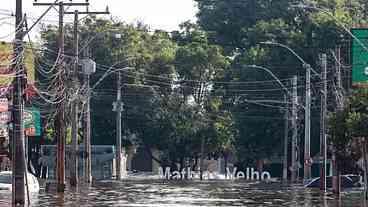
[
  {"xmin": 55, "ymin": 1, "xmax": 66, "ymax": 193},
  {"xmin": 200, "ymin": 137, "xmax": 205, "ymax": 180},
  {"xmin": 304, "ymin": 64, "xmax": 311, "ymax": 180},
  {"xmin": 70, "ymin": 10, "xmax": 79, "ymax": 187},
  {"xmin": 66, "ymin": 7, "xmax": 109, "ymax": 186},
  {"xmin": 116, "ymin": 72, "xmax": 122, "ymax": 180},
  {"xmin": 320, "ymin": 53, "xmax": 327, "ymax": 192},
  {"xmin": 13, "ymin": 0, "xmax": 26, "ymax": 205},
  {"xmin": 336, "ymin": 47, "xmax": 342, "ymax": 94},
  {"xmin": 34, "ymin": 1, "xmax": 108, "ymax": 188},
  {"xmin": 80, "ymin": 48, "xmax": 97, "ymax": 184},
  {"xmin": 291, "ymin": 76, "xmax": 298, "ymax": 183},
  {"xmin": 83, "ymin": 48, "xmax": 92, "ymax": 183},
  {"xmin": 333, "ymin": 47, "xmax": 343, "ymax": 195},
  {"xmin": 33, "ymin": 0, "xmax": 90, "ymax": 192},
  {"xmin": 283, "ymin": 94, "xmax": 289, "ymax": 181}
]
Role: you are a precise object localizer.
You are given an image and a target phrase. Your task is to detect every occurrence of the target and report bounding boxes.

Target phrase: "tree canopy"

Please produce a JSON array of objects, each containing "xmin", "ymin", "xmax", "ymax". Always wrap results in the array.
[{"xmin": 34, "ymin": 0, "xmax": 368, "ymax": 171}]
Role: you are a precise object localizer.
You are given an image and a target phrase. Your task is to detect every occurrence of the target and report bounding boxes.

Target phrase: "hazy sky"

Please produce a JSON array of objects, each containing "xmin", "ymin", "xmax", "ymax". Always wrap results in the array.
[{"xmin": 0, "ymin": 0, "xmax": 198, "ymax": 41}]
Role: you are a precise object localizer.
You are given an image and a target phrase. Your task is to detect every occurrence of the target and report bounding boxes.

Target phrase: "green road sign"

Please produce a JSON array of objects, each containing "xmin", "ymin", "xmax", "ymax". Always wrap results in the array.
[
  {"xmin": 24, "ymin": 107, "xmax": 41, "ymax": 137},
  {"xmin": 352, "ymin": 29, "xmax": 368, "ymax": 87}
]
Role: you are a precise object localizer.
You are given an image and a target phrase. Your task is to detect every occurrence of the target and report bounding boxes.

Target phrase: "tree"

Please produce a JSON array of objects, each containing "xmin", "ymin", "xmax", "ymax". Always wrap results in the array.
[
  {"xmin": 193, "ymin": 0, "xmax": 368, "ymax": 169},
  {"xmin": 346, "ymin": 89, "xmax": 368, "ymax": 198},
  {"xmin": 37, "ymin": 18, "xmax": 178, "ymax": 146},
  {"xmin": 328, "ymin": 105, "xmax": 361, "ymax": 174}
]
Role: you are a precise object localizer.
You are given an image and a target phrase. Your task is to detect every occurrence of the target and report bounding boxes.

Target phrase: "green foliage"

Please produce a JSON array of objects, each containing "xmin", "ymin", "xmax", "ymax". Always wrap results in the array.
[
  {"xmin": 38, "ymin": 16, "xmax": 235, "ymax": 166},
  {"xmin": 328, "ymin": 107, "xmax": 350, "ymax": 151},
  {"xmin": 347, "ymin": 89, "xmax": 368, "ymax": 139},
  {"xmin": 328, "ymin": 89, "xmax": 368, "ymax": 171},
  {"xmin": 37, "ymin": 0, "xmax": 368, "ymax": 170},
  {"xmin": 194, "ymin": 0, "xmax": 368, "ymax": 166}
]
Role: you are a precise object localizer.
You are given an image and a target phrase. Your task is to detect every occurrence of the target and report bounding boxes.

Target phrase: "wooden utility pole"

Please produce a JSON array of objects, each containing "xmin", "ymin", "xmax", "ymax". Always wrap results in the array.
[
  {"xmin": 291, "ymin": 76, "xmax": 298, "ymax": 183},
  {"xmin": 83, "ymin": 48, "xmax": 92, "ymax": 183},
  {"xmin": 33, "ymin": 1, "xmax": 89, "ymax": 192},
  {"xmin": 64, "ymin": 5, "xmax": 109, "ymax": 185},
  {"xmin": 320, "ymin": 54, "xmax": 327, "ymax": 192},
  {"xmin": 282, "ymin": 94, "xmax": 289, "ymax": 181},
  {"xmin": 12, "ymin": 0, "xmax": 26, "ymax": 205},
  {"xmin": 55, "ymin": 1, "xmax": 66, "ymax": 192},
  {"xmin": 70, "ymin": 10, "xmax": 79, "ymax": 187},
  {"xmin": 34, "ymin": 1, "xmax": 108, "ymax": 188}
]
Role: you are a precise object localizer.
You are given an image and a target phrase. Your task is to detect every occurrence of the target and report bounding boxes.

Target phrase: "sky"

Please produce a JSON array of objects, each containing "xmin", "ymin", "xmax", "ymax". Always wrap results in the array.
[{"xmin": 0, "ymin": 0, "xmax": 198, "ymax": 42}]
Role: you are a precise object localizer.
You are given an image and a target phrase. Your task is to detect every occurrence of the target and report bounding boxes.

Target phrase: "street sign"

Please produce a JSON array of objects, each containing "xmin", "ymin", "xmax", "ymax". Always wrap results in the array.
[{"xmin": 352, "ymin": 29, "xmax": 368, "ymax": 87}]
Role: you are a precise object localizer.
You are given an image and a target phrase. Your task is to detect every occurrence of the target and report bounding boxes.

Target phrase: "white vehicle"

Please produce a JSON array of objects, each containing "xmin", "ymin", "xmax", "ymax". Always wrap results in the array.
[{"xmin": 0, "ymin": 171, "xmax": 39, "ymax": 193}]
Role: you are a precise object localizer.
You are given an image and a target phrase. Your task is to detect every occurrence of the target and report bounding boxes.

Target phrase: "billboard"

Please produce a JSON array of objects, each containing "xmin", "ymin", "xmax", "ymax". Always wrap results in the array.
[
  {"xmin": 0, "ymin": 108, "xmax": 41, "ymax": 137},
  {"xmin": 0, "ymin": 98, "xmax": 8, "ymax": 112},
  {"xmin": 24, "ymin": 108, "xmax": 41, "ymax": 137},
  {"xmin": 352, "ymin": 29, "xmax": 368, "ymax": 87}
]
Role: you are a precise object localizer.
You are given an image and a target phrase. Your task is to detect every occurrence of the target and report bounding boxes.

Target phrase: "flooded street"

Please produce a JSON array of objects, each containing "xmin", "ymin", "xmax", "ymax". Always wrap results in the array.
[{"xmin": 0, "ymin": 180, "xmax": 366, "ymax": 206}]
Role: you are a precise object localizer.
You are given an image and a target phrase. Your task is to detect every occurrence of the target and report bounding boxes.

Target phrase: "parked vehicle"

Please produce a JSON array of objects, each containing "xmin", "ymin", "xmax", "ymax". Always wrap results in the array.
[
  {"xmin": 304, "ymin": 174, "xmax": 363, "ymax": 188},
  {"xmin": 0, "ymin": 171, "xmax": 39, "ymax": 192}
]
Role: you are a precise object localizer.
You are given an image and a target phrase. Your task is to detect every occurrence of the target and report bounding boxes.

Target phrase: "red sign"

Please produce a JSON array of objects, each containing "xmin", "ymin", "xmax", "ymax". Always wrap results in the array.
[
  {"xmin": 0, "ymin": 98, "xmax": 8, "ymax": 112},
  {"xmin": 0, "ymin": 84, "xmax": 37, "ymax": 98}
]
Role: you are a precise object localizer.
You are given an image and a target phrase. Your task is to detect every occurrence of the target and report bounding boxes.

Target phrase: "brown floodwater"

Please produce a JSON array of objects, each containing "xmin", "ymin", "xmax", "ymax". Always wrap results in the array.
[{"xmin": 0, "ymin": 180, "xmax": 366, "ymax": 206}]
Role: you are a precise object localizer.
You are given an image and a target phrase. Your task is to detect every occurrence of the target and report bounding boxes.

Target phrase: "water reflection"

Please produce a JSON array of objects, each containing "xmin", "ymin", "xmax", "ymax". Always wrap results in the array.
[{"xmin": 0, "ymin": 180, "xmax": 367, "ymax": 206}]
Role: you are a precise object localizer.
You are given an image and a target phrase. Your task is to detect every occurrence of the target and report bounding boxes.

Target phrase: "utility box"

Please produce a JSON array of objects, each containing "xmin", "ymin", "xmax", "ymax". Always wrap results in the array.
[{"xmin": 80, "ymin": 58, "xmax": 96, "ymax": 75}]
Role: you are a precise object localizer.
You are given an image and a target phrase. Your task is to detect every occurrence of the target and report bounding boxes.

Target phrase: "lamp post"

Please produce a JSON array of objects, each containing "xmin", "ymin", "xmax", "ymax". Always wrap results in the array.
[
  {"xmin": 244, "ymin": 65, "xmax": 291, "ymax": 95},
  {"xmin": 260, "ymin": 41, "xmax": 320, "ymax": 181},
  {"xmin": 290, "ymin": 3, "xmax": 368, "ymax": 194},
  {"xmin": 90, "ymin": 61, "xmax": 133, "ymax": 181},
  {"xmin": 91, "ymin": 62, "xmax": 134, "ymax": 91},
  {"xmin": 91, "ymin": 58, "xmax": 132, "ymax": 181},
  {"xmin": 291, "ymin": 4, "xmax": 368, "ymax": 53},
  {"xmin": 244, "ymin": 64, "xmax": 292, "ymax": 181}
]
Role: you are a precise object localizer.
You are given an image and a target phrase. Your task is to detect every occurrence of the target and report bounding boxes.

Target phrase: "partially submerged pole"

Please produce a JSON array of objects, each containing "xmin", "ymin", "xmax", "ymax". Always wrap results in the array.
[{"xmin": 12, "ymin": 0, "xmax": 27, "ymax": 204}]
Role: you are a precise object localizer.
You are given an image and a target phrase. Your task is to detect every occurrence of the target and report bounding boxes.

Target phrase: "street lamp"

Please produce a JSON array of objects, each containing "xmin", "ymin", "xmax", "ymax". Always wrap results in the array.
[
  {"xmin": 244, "ymin": 64, "xmax": 291, "ymax": 95},
  {"xmin": 291, "ymin": 3, "xmax": 368, "ymax": 194},
  {"xmin": 259, "ymin": 41, "xmax": 315, "ymax": 181},
  {"xmin": 291, "ymin": 4, "xmax": 368, "ymax": 53},
  {"xmin": 90, "ymin": 58, "xmax": 134, "ymax": 181},
  {"xmin": 260, "ymin": 41, "xmax": 319, "ymax": 76},
  {"xmin": 244, "ymin": 64, "xmax": 291, "ymax": 181},
  {"xmin": 91, "ymin": 59, "xmax": 135, "ymax": 90}
]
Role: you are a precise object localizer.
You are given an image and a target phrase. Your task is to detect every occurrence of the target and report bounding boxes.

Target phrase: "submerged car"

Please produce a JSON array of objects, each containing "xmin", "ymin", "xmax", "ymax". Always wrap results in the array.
[
  {"xmin": 304, "ymin": 174, "xmax": 362, "ymax": 188},
  {"xmin": 0, "ymin": 171, "xmax": 39, "ymax": 192}
]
